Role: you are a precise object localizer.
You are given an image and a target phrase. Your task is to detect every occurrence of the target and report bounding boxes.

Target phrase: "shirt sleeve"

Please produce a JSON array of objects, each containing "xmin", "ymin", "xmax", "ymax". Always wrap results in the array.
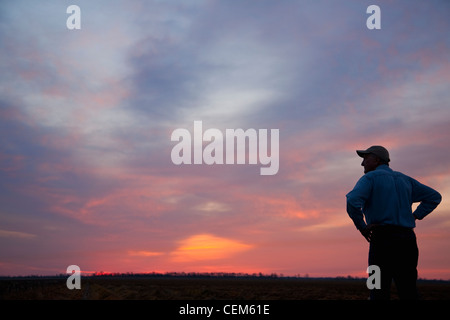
[
  {"xmin": 410, "ymin": 178, "xmax": 442, "ymax": 220},
  {"xmin": 346, "ymin": 175, "xmax": 372, "ymax": 230}
]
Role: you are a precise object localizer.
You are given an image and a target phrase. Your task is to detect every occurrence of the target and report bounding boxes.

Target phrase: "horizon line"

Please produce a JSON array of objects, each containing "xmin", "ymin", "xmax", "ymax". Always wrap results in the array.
[{"xmin": 2, "ymin": 271, "xmax": 449, "ymax": 282}]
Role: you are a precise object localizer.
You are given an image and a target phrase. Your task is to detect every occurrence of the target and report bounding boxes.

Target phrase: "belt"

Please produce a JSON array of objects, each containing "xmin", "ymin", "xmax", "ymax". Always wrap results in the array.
[{"xmin": 372, "ymin": 224, "xmax": 413, "ymax": 233}]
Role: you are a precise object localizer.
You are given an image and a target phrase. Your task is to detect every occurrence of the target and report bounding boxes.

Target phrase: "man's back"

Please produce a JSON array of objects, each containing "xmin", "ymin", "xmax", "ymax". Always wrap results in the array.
[{"xmin": 346, "ymin": 164, "xmax": 441, "ymax": 230}]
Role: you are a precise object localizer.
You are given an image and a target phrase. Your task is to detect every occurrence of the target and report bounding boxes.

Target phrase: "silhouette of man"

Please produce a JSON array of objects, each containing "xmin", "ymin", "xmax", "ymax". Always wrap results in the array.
[{"xmin": 346, "ymin": 146, "xmax": 441, "ymax": 300}]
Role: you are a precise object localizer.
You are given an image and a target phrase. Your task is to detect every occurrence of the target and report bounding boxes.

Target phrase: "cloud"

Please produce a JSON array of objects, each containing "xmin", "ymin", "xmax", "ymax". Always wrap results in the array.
[
  {"xmin": 0, "ymin": 229, "xmax": 36, "ymax": 239},
  {"xmin": 195, "ymin": 201, "xmax": 230, "ymax": 213}
]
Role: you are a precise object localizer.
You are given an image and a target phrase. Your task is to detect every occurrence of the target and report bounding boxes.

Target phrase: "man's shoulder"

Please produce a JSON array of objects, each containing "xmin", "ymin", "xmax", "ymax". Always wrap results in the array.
[
  {"xmin": 390, "ymin": 168, "xmax": 413, "ymax": 180},
  {"xmin": 367, "ymin": 165, "xmax": 410, "ymax": 179},
  {"xmin": 369, "ymin": 166, "xmax": 414, "ymax": 182}
]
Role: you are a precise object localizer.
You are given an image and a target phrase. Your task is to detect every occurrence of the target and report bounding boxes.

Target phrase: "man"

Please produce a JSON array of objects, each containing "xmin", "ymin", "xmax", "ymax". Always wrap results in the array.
[{"xmin": 346, "ymin": 146, "xmax": 441, "ymax": 300}]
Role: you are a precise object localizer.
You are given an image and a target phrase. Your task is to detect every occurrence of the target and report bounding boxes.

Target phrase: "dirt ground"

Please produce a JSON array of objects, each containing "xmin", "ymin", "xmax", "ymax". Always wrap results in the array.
[{"xmin": 1, "ymin": 277, "xmax": 450, "ymax": 300}]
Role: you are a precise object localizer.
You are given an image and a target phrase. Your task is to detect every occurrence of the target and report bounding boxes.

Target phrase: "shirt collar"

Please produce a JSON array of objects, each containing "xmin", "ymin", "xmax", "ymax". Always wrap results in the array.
[{"xmin": 376, "ymin": 164, "xmax": 392, "ymax": 171}]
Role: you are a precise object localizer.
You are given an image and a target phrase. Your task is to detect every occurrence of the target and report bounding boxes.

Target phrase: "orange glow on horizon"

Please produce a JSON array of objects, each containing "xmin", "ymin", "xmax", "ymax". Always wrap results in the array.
[
  {"xmin": 171, "ymin": 234, "xmax": 253, "ymax": 262},
  {"xmin": 128, "ymin": 250, "xmax": 164, "ymax": 257}
]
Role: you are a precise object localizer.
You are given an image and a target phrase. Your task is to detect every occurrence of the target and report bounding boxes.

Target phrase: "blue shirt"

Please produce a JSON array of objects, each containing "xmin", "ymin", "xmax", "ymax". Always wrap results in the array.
[{"xmin": 346, "ymin": 165, "xmax": 442, "ymax": 230}]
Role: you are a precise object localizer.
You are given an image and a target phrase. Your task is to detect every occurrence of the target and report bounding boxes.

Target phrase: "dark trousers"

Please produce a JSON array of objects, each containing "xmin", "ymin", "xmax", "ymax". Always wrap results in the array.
[{"xmin": 368, "ymin": 225, "xmax": 419, "ymax": 300}]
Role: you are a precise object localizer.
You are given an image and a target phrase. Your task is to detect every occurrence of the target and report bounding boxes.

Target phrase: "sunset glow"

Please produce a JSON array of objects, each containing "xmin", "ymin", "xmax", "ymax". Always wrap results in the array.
[{"xmin": 1, "ymin": 0, "xmax": 449, "ymax": 280}]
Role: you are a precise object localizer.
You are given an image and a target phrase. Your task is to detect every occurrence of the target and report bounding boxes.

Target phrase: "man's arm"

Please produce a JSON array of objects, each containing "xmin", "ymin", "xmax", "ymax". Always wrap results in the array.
[
  {"xmin": 346, "ymin": 176, "xmax": 372, "ymax": 231},
  {"xmin": 411, "ymin": 178, "xmax": 442, "ymax": 220}
]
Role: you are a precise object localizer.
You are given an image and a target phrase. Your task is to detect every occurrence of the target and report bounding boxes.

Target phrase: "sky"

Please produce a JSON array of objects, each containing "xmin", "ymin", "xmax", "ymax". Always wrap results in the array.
[{"xmin": 1, "ymin": 0, "xmax": 449, "ymax": 279}]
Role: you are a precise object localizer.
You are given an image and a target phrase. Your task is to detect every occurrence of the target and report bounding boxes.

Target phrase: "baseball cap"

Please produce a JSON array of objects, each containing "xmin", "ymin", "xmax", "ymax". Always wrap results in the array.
[{"xmin": 356, "ymin": 146, "xmax": 390, "ymax": 163}]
